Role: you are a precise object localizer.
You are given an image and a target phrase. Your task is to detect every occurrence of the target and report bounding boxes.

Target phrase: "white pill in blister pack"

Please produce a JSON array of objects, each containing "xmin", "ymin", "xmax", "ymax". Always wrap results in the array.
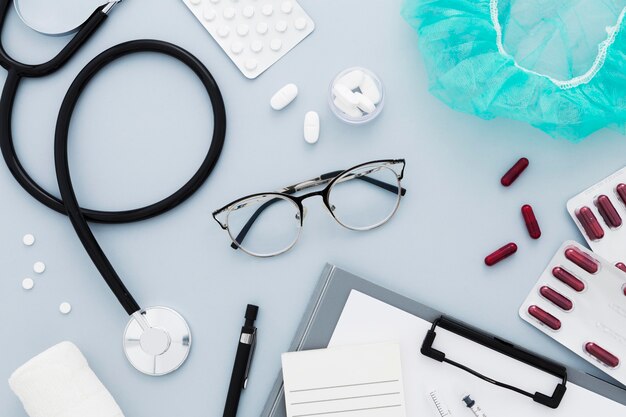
[
  {"xmin": 270, "ymin": 83, "xmax": 298, "ymax": 110},
  {"xmin": 183, "ymin": 0, "xmax": 315, "ymax": 79},
  {"xmin": 303, "ymin": 111, "xmax": 320, "ymax": 144}
]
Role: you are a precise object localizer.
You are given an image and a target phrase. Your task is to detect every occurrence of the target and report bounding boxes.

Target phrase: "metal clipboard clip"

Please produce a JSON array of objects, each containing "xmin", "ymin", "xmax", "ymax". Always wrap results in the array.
[{"xmin": 421, "ymin": 316, "xmax": 568, "ymax": 409}]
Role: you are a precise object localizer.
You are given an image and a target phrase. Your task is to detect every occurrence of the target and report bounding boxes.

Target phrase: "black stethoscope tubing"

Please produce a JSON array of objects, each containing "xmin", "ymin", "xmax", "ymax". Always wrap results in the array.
[{"xmin": 0, "ymin": 2, "xmax": 226, "ymax": 315}]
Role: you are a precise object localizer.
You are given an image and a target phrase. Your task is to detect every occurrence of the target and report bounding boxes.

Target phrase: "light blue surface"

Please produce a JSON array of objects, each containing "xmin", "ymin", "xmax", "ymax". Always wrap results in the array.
[{"xmin": 1, "ymin": 0, "xmax": 625, "ymax": 415}]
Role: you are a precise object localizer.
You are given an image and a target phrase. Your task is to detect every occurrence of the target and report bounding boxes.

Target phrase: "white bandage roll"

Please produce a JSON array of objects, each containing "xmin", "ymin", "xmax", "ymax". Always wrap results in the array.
[{"xmin": 8, "ymin": 341, "xmax": 125, "ymax": 417}]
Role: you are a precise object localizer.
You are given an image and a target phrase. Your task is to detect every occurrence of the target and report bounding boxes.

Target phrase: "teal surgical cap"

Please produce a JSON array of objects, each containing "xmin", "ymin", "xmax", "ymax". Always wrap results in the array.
[{"xmin": 401, "ymin": 0, "xmax": 626, "ymax": 141}]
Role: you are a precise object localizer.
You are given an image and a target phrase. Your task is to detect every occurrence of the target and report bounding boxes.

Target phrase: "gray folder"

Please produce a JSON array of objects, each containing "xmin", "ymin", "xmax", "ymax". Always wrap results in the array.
[{"xmin": 261, "ymin": 264, "xmax": 626, "ymax": 417}]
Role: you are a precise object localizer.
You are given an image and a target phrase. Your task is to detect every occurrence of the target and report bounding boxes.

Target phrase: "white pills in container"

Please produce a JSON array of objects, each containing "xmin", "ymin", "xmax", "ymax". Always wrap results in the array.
[{"xmin": 329, "ymin": 67, "xmax": 384, "ymax": 124}]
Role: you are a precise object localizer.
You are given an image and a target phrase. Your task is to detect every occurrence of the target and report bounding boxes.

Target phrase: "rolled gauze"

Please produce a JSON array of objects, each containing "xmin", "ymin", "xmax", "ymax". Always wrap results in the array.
[{"xmin": 8, "ymin": 341, "xmax": 125, "ymax": 417}]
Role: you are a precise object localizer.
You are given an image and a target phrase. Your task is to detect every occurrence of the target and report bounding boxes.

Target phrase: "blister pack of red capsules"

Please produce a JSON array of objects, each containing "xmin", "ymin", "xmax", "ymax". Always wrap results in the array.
[
  {"xmin": 520, "ymin": 241, "xmax": 626, "ymax": 385},
  {"xmin": 567, "ymin": 166, "xmax": 626, "ymax": 266}
]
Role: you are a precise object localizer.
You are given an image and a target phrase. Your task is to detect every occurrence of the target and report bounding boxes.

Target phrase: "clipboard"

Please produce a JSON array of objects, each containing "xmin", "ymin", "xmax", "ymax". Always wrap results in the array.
[{"xmin": 261, "ymin": 264, "xmax": 626, "ymax": 417}]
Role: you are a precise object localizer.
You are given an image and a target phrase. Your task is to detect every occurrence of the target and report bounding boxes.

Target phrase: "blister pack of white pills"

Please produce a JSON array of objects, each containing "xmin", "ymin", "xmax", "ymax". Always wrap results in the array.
[
  {"xmin": 519, "ymin": 241, "xmax": 626, "ymax": 385},
  {"xmin": 182, "ymin": 0, "xmax": 315, "ymax": 79},
  {"xmin": 566, "ymin": 166, "xmax": 626, "ymax": 265}
]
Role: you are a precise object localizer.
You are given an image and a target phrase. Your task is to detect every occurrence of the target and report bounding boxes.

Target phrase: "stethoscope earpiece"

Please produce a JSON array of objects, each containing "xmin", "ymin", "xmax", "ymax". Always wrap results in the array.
[{"xmin": 123, "ymin": 307, "xmax": 192, "ymax": 376}]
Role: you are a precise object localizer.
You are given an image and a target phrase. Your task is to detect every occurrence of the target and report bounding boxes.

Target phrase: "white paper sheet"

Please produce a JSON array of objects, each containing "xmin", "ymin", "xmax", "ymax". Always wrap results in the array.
[
  {"xmin": 281, "ymin": 343, "xmax": 407, "ymax": 417},
  {"xmin": 328, "ymin": 291, "xmax": 626, "ymax": 417}
]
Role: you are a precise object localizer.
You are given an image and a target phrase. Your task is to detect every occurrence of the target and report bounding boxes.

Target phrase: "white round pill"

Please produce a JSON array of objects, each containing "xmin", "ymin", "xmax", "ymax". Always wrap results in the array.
[
  {"xmin": 59, "ymin": 302, "xmax": 72, "ymax": 315},
  {"xmin": 275, "ymin": 20, "xmax": 287, "ymax": 32},
  {"xmin": 270, "ymin": 83, "xmax": 298, "ymax": 110},
  {"xmin": 218, "ymin": 25, "xmax": 230, "ymax": 37},
  {"xmin": 270, "ymin": 38, "xmax": 282, "ymax": 51},
  {"xmin": 33, "ymin": 261, "xmax": 46, "ymax": 274},
  {"xmin": 243, "ymin": 5, "xmax": 254, "ymax": 18},
  {"xmin": 231, "ymin": 41, "xmax": 244, "ymax": 54},
  {"xmin": 223, "ymin": 7, "xmax": 236, "ymax": 19},
  {"xmin": 203, "ymin": 8, "xmax": 216, "ymax": 21},
  {"xmin": 237, "ymin": 24, "xmax": 249, "ymax": 36},
  {"xmin": 251, "ymin": 40, "xmax": 263, "ymax": 53},
  {"xmin": 22, "ymin": 278, "xmax": 34, "ymax": 290},
  {"xmin": 294, "ymin": 18, "xmax": 307, "ymax": 30},
  {"xmin": 245, "ymin": 59, "xmax": 258, "ymax": 70},
  {"xmin": 256, "ymin": 22, "xmax": 268, "ymax": 34},
  {"xmin": 262, "ymin": 4, "xmax": 273, "ymax": 16},
  {"xmin": 303, "ymin": 111, "xmax": 320, "ymax": 144},
  {"xmin": 22, "ymin": 234, "xmax": 35, "ymax": 246},
  {"xmin": 281, "ymin": 1, "xmax": 293, "ymax": 14}
]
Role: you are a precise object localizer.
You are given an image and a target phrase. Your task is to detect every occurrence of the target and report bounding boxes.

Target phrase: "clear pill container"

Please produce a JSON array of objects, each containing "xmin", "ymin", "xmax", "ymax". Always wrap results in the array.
[{"xmin": 329, "ymin": 67, "xmax": 385, "ymax": 125}]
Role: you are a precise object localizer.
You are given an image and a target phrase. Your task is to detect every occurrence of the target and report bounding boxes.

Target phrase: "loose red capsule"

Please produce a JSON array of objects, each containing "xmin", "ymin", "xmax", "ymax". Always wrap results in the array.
[
  {"xmin": 485, "ymin": 242, "xmax": 517, "ymax": 266},
  {"xmin": 575, "ymin": 207, "xmax": 604, "ymax": 241},
  {"xmin": 615, "ymin": 262, "xmax": 626, "ymax": 273},
  {"xmin": 565, "ymin": 247, "xmax": 599, "ymax": 274},
  {"xmin": 528, "ymin": 305, "xmax": 561, "ymax": 330},
  {"xmin": 616, "ymin": 183, "xmax": 626, "ymax": 205},
  {"xmin": 521, "ymin": 204, "xmax": 541, "ymax": 239},
  {"xmin": 585, "ymin": 343, "xmax": 620, "ymax": 368},
  {"xmin": 539, "ymin": 286, "xmax": 573, "ymax": 311},
  {"xmin": 501, "ymin": 157, "xmax": 529, "ymax": 187},
  {"xmin": 595, "ymin": 195, "xmax": 622, "ymax": 228}
]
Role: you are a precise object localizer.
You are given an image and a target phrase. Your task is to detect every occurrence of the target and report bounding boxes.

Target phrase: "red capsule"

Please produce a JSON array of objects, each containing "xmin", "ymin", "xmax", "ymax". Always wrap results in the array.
[
  {"xmin": 552, "ymin": 267, "xmax": 585, "ymax": 292},
  {"xmin": 615, "ymin": 262, "xmax": 626, "ymax": 273},
  {"xmin": 528, "ymin": 305, "xmax": 561, "ymax": 330},
  {"xmin": 595, "ymin": 195, "xmax": 622, "ymax": 228},
  {"xmin": 575, "ymin": 207, "xmax": 604, "ymax": 241},
  {"xmin": 485, "ymin": 242, "xmax": 517, "ymax": 266},
  {"xmin": 501, "ymin": 157, "xmax": 529, "ymax": 187},
  {"xmin": 521, "ymin": 204, "xmax": 541, "ymax": 239},
  {"xmin": 585, "ymin": 343, "xmax": 620, "ymax": 368},
  {"xmin": 616, "ymin": 183, "xmax": 626, "ymax": 205},
  {"xmin": 565, "ymin": 247, "xmax": 599, "ymax": 274},
  {"xmin": 539, "ymin": 286, "xmax": 573, "ymax": 311}
]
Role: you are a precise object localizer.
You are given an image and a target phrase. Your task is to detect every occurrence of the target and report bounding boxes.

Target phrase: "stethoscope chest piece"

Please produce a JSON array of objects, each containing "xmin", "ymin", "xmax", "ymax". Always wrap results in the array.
[{"xmin": 123, "ymin": 307, "xmax": 191, "ymax": 376}]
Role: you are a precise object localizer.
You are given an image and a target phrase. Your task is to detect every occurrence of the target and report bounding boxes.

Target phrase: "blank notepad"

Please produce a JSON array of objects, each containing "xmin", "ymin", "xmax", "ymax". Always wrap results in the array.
[{"xmin": 281, "ymin": 343, "xmax": 407, "ymax": 417}]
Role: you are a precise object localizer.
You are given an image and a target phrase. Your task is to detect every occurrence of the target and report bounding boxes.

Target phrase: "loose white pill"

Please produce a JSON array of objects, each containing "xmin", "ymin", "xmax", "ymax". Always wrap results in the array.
[
  {"xmin": 256, "ymin": 22, "xmax": 268, "ymax": 34},
  {"xmin": 22, "ymin": 234, "xmax": 35, "ymax": 246},
  {"xmin": 270, "ymin": 38, "xmax": 282, "ymax": 51},
  {"xmin": 270, "ymin": 83, "xmax": 298, "ymax": 110},
  {"xmin": 333, "ymin": 83, "xmax": 359, "ymax": 107},
  {"xmin": 275, "ymin": 20, "xmax": 287, "ymax": 32},
  {"xmin": 354, "ymin": 92, "xmax": 376, "ymax": 114},
  {"xmin": 218, "ymin": 25, "xmax": 230, "ymax": 37},
  {"xmin": 243, "ymin": 5, "xmax": 254, "ymax": 18},
  {"xmin": 223, "ymin": 7, "xmax": 236, "ymax": 19},
  {"xmin": 33, "ymin": 261, "xmax": 46, "ymax": 274},
  {"xmin": 22, "ymin": 278, "xmax": 34, "ymax": 290},
  {"xmin": 333, "ymin": 97, "xmax": 362, "ymax": 118},
  {"xmin": 294, "ymin": 18, "xmax": 307, "ymax": 30},
  {"xmin": 231, "ymin": 41, "xmax": 244, "ymax": 54},
  {"xmin": 359, "ymin": 74, "xmax": 381, "ymax": 104},
  {"xmin": 281, "ymin": 1, "xmax": 293, "ymax": 14},
  {"xmin": 303, "ymin": 111, "xmax": 320, "ymax": 144},
  {"xmin": 251, "ymin": 40, "xmax": 263, "ymax": 53},
  {"xmin": 262, "ymin": 4, "xmax": 273, "ymax": 16},
  {"xmin": 245, "ymin": 59, "xmax": 258, "ymax": 70},
  {"xmin": 237, "ymin": 24, "xmax": 249, "ymax": 36},
  {"xmin": 59, "ymin": 302, "xmax": 72, "ymax": 315},
  {"xmin": 337, "ymin": 69, "xmax": 364, "ymax": 90}
]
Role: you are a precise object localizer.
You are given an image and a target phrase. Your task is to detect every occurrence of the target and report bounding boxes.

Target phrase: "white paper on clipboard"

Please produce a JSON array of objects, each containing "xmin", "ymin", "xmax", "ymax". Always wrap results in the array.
[{"xmin": 329, "ymin": 291, "xmax": 626, "ymax": 417}]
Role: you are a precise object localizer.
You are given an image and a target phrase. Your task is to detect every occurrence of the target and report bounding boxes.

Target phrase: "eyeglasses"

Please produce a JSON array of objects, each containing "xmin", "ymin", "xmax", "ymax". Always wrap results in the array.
[{"xmin": 212, "ymin": 159, "xmax": 406, "ymax": 257}]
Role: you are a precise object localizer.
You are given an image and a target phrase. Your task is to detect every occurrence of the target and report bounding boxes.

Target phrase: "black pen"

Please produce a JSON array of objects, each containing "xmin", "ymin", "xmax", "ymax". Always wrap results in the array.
[{"xmin": 223, "ymin": 304, "xmax": 258, "ymax": 417}]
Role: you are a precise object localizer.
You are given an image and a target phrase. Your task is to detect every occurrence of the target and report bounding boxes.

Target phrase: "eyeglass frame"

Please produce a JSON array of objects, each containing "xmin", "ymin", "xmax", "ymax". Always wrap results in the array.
[{"xmin": 212, "ymin": 159, "xmax": 407, "ymax": 257}]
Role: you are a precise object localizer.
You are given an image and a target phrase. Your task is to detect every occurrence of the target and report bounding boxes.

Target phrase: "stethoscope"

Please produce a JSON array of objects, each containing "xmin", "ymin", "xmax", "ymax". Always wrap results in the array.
[{"xmin": 0, "ymin": 0, "xmax": 227, "ymax": 375}]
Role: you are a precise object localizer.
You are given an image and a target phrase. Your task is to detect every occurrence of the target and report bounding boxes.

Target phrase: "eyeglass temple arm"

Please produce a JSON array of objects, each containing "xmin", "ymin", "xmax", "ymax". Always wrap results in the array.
[{"xmin": 231, "ymin": 170, "xmax": 406, "ymax": 249}]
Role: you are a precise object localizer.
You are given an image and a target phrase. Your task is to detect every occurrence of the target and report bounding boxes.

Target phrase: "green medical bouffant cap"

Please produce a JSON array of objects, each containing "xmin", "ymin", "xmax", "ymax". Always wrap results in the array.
[{"xmin": 402, "ymin": 0, "xmax": 626, "ymax": 141}]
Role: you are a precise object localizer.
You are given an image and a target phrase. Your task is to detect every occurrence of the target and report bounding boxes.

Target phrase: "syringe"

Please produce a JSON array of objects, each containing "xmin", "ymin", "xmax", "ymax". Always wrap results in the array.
[{"xmin": 427, "ymin": 389, "xmax": 454, "ymax": 417}]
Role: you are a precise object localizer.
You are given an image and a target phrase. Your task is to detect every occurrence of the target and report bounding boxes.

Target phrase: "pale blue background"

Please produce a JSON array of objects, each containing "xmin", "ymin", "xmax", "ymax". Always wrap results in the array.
[{"xmin": 1, "ymin": 0, "xmax": 625, "ymax": 415}]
